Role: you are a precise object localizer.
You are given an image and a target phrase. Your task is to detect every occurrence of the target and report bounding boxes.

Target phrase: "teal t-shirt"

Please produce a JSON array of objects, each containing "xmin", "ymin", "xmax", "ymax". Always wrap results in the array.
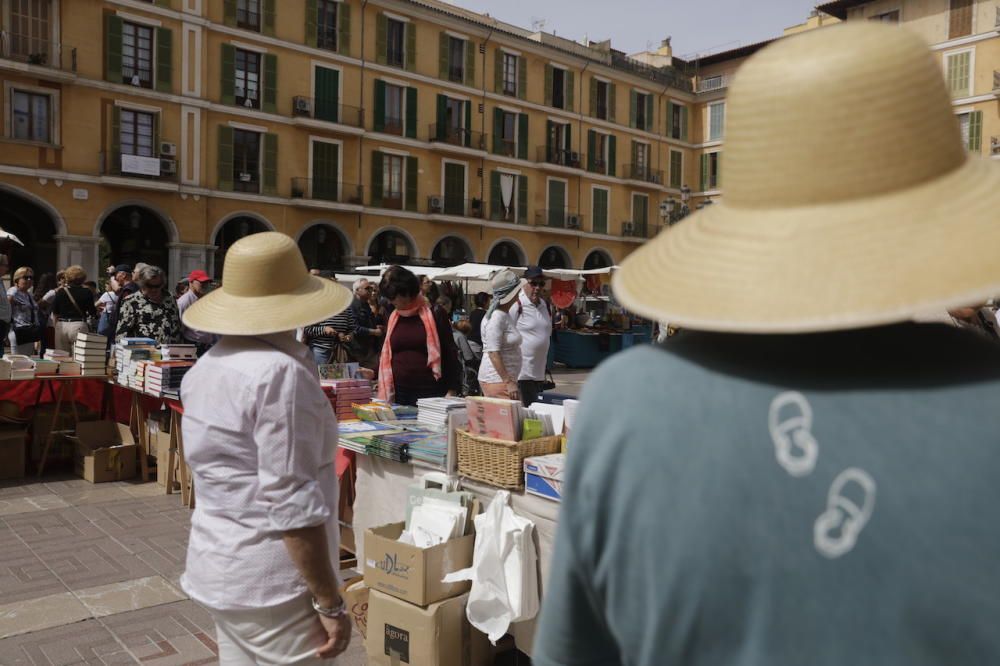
[{"xmin": 534, "ymin": 323, "xmax": 1000, "ymax": 666}]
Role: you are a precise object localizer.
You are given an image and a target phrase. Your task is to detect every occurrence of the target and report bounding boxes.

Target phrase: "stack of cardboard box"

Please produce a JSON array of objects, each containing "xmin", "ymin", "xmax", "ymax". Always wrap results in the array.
[{"xmin": 0, "ymin": 404, "xmax": 29, "ymax": 480}]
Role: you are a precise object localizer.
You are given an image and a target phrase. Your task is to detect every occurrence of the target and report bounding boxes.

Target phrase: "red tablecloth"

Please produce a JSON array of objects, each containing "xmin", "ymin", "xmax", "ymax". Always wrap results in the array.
[{"xmin": 0, "ymin": 379, "xmax": 162, "ymax": 424}]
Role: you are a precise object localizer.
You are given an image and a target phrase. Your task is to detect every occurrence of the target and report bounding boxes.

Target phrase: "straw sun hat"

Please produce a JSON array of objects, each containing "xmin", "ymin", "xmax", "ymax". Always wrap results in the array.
[
  {"xmin": 614, "ymin": 22, "xmax": 1000, "ymax": 333},
  {"xmin": 182, "ymin": 232, "xmax": 352, "ymax": 336}
]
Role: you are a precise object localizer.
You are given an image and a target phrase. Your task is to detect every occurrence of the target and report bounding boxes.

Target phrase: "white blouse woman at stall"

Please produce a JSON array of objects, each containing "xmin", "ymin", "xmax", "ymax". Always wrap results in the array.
[{"xmin": 477, "ymin": 269, "xmax": 523, "ymax": 400}]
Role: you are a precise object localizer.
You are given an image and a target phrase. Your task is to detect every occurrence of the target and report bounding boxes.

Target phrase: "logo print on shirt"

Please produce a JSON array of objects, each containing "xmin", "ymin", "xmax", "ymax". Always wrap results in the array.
[
  {"xmin": 813, "ymin": 468, "xmax": 876, "ymax": 559},
  {"xmin": 768, "ymin": 392, "xmax": 819, "ymax": 477}
]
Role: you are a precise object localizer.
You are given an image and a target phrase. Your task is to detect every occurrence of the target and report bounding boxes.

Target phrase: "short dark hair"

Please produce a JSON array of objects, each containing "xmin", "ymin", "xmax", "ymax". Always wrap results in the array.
[
  {"xmin": 474, "ymin": 291, "xmax": 490, "ymax": 308},
  {"xmin": 379, "ymin": 265, "xmax": 420, "ymax": 300},
  {"xmin": 426, "ymin": 281, "xmax": 440, "ymax": 303}
]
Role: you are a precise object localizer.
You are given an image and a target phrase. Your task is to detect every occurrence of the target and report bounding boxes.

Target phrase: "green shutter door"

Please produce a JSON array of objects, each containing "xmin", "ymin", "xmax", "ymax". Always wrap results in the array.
[
  {"xmin": 220, "ymin": 44, "xmax": 235, "ymax": 105},
  {"xmin": 315, "ymin": 66, "xmax": 340, "ymax": 123},
  {"xmin": 548, "ymin": 180, "xmax": 566, "ymax": 227},
  {"xmin": 517, "ymin": 55, "xmax": 527, "ymax": 99},
  {"xmin": 375, "ymin": 13, "xmax": 387, "ymax": 65},
  {"xmin": 405, "ymin": 23, "xmax": 416, "ymax": 72},
  {"xmin": 700, "ymin": 153, "xmax": 709, "ymax": 191},
  {"xmin": 338, "ymin": 2, "xmax": 351, "ymax": 55},
  {"xmin": 373, "ymin": 79, "xmax": 385, "ymax": 132},
  {"xmin": 680, "ymin": 105, "xmax": 688, "ymax": 141},
  {"xmin": 608, "ymin": 83, "xmax": 616, "ymax": 123},
  {"xmin": 494, "ymin": 48, "xmax": 503, "ymax": 93},
  {"xmin": 105, "ymin": 14, "xmax": 123, "ymax": 83},
  {"xmin": 438, "ymin": 32, "xmax": 449, "ymax": 79},
  {"xmin": 223, "ymin": 0, "xmax": 236, "ymax": 27},
  {"xmin": 607, "ymin": 135, "xmax": 616, "ymax": 177},
  {"xmin": 405, "ymin": 156, "xmax": 418, "ymax": 211},
  {"xmin": 110, "ymin": 106, "xmax": 121, "ymax": 174},
  {"xmin": 517, "ymin": 113, "xmax": 528, "ymax": 160},
  {"xmin": 155, "ymin": 28, "xmax": 172, "ymax": 93},
  {"xmin": 666, "ymin": 101, "xmax": 675, "ymax": 137},
  {"xmin": 312, "ymin": 141, "xmax": 339, "ymax": 201},
  {"xmin": 629, "ymin": 90, "xmax": 637, "ymax": 128},
  {"xmin": 464, "ymin": 39, "xmax": 476, "ymax": 87},
  {"xmin": 593, "ymin": 188, "xmax": 608, "ymax": 234},
  {"xmin": 305, "ymin": 0, "xmax": 317, "ymax": 48},
  {"xmin": 969, "ymin": 110, "xmax": 983, "ymax": 151},
  {"xmin": 405, "ymin": 87, "xmax": 418, "ymax": 139},
  {"xmin": 492, "ymin": 108, "xmax": 503, "ymax": 154},
  {"xmin": 518, "ymin": 175, "xmax": 528, "ymax": 223},
  {"xmin": 262, "ymin": 133, "xmax": 278, "ymax": 195},
  {"xmin": 544, "ymin": 65, "xmax": 553, "ymax": 107},
  {"xmin": 371, "ymin": 151, "xmax": 384, "ymax": 206},
  {"xmin": 490, "ymin": 171, "xmax": 502, "ymax": 219},
  {"xmin": 262, "ymin": 0, "xmax": 276, "ymax": 36},
  {"xmin": 444, "ymin": 162, "xmax": 465, "ymax": 215},
  {"xmin": 262, "ymin": 53, "xmax": 278, "ymax": 113},
  {"xmin": 217, "ymin": 125, "xmax": 234, "ymax": 191},
  {"xmin": 436, "ymin": 94, "xmax": 448, "ymax": 140},
  {"xmin": 565, "ymin": 70, "xmax": 575, "ymax": 111},
  {"xmin": 589, "ymin": 78, "xmax": 597, "ymax": 117},
  {"xmin": 587, "ymin": 130, "xmax": 596, "ymax": 172},
  {"xmin": 464, "ymin": 101, "xmax": 472, "ymax": 148},
  {"xmin": 645, "ymin": 95, "xmax": 654, "ymax": 132},
  {"xmin": 670, "ymin": 151, "xmax": 682, "ymax": 189}
]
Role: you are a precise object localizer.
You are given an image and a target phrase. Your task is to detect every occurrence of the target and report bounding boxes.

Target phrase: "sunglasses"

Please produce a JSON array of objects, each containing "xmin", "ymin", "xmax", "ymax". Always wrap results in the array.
[{"xmin": 528, "ymin": 281, "xmax": 545, "ymax": 287}]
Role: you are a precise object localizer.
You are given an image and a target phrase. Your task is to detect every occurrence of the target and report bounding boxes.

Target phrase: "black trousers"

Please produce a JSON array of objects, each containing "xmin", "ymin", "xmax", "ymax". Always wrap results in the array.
[{"xmin": 518, "ymin": 380, "xmax": 544, "ymax": 407}]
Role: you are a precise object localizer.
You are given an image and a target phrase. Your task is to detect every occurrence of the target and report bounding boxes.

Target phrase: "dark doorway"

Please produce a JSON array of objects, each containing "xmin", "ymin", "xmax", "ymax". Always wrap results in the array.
[
  {"xmin": 299, "ymin": 224, "xmax": 346, "ymax": 272},
  {"xmin": 99, "ymin": 206, "xmax": 170, "ymax": 275},
  {"xmin": 368, "ymin": 230, "xmax": 413, "ymax": 265},
  {"xmin": 214, "ymin": 216, "xmax": 269, "ymax": 275},
  {"xmin": 0, "ymin": 190, "xmax": 58, "ymax": 276},
  {"xmin": 431, "ymin": 236, "xmax": 472, "ymax": 267},
  {"xmin": 539, "ymin": 246, "xmax": 570, "ymax": 270},
  {"xmin": 487, "ymin": 241, "xmax": 524, "ymax": 267},
  {"xmin": 583, "ymin": 250, "xmax": 612, "ymax": 270}
]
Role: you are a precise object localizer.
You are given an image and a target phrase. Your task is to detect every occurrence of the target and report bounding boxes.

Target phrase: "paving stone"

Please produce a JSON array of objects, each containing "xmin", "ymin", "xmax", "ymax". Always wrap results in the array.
[
  {"xmin": 99, "ymin": 600, "xmax": 217, "ymax": 665},
  {"xmin": 0, "ymin": 591, "xmax": 91, "ymax": 640},
  {"xmin": 0, "ymin": 538, "xmax": 67, "ymax": 606},
  {"xmin": 3, "ymin": 507, "xmax": 101, "ymax": 546},
  {"xmin": 74, "ymin": 575, "xmax": 187, "ymax": 618},
  {"xmin": 29, "ymin": 536, "xmax": 157, "ymax": 592},
  {"xmin": 0, "ymin": 495, "xmax": 70, "ymax": 518},
  {"xmin": 0, "ymin": 618, "xmax": 135, "ymax": 665}
]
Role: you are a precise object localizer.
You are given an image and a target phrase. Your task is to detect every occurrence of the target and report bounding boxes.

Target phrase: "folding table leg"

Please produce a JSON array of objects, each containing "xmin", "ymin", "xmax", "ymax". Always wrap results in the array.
[{"xmin": 35, "ymin": 381, "xmax": 66, "ymax": 479}]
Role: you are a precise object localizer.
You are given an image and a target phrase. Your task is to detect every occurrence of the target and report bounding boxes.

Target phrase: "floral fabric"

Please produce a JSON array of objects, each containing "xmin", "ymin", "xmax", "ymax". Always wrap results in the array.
[{"xmin": 114, "ymin": 292, "xmax": 183, "ymax": 344}]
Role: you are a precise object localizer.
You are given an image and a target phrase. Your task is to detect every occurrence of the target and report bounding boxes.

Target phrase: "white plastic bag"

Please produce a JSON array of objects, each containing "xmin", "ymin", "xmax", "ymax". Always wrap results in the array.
[{"xmin": 442, "ymin": 490, "xmax": 539, "ymax": 643}]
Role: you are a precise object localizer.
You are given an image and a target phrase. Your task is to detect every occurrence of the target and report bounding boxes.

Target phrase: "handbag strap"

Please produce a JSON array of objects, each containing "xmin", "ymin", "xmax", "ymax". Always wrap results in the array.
[{"xmin": 61, "ymin": 286, "xmax": 87, "ymax": 320}]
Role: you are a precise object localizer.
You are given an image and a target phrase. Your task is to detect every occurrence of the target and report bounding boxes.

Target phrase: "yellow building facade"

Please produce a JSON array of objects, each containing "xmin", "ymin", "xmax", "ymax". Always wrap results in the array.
[{"xmin": 0, "ymin": 0, "xmax": 729, "ymax": 282}]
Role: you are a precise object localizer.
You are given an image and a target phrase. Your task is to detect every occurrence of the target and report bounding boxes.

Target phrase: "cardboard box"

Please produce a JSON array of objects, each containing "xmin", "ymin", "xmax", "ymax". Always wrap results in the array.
[
  {"xmin": 366, "ymin": 590, "xmax": 490, "ymax": 666},
  {"xmin": 0, "ymin": 426, "xmax": 27, "ymax": 480},
  {"xmin": 71, "ymin": 420, "xmax": 138, "ymax": 483},
  {"xmin": 364, "ymin": 522, "xmax": 474, "ymax": 607},
  {"xmin": 155, "ymin": 431, "xmax": 172, "ymax": 487},
  {"xmin": 342, "ymin": 577, "xmax": 369, "ymax": 640},
  {"xmin": 523, "ymin": 453, "xmax": 566, "ymax": 502}
]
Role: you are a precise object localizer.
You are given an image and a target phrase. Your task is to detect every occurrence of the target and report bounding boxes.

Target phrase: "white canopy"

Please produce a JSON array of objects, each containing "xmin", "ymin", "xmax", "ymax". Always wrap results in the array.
[{"xmin": 353, "ymin": 264, "xmax": 446, "ymax": 279}]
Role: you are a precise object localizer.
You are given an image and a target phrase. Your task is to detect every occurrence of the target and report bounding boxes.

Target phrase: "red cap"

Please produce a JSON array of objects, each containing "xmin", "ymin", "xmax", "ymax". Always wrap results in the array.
[{"xmin": 187, "ymin": 269, "xmax": 212, "ymax": 283}]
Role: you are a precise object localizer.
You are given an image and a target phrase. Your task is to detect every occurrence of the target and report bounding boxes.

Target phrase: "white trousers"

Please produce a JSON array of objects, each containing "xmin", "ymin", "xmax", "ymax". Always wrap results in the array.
[{"xmin": 207, "ymin": 594, "xmax": 338, "ymax": 665}]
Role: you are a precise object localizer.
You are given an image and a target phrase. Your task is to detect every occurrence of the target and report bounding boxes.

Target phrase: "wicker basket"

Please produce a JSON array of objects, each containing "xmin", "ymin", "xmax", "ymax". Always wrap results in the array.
[{"xmin": 456, "ymin": 430, "xmax": 562, "ymax": 489}]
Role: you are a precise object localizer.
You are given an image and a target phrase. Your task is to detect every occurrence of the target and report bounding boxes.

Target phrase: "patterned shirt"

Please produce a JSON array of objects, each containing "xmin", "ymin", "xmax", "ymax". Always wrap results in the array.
[{"xmin": 114, "ymin": 292, "xmax": 182, "ymax": 344}]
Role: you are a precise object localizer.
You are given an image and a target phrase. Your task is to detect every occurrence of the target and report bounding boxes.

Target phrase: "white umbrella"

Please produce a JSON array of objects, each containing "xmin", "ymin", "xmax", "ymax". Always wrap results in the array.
[{"xmin": 0, "ymin": 230, "xmax": 24, "ymax": 246}]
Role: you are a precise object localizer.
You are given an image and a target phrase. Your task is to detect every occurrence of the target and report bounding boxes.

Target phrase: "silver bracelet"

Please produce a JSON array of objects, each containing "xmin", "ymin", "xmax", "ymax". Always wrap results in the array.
[{"xmin": 312, "ymin": 597, "xmax": 348, "ymax": 619}]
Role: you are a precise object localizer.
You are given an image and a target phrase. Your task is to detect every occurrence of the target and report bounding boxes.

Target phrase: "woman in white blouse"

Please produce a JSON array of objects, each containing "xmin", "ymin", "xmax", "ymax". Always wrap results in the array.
[{"xmin": 477, "ymin": 269, "xmax": 523, "ymax": 400}]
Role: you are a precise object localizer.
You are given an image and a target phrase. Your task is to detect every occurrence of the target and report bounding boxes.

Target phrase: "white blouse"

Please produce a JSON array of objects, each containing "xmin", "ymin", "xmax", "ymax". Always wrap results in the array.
[{"xmin": 478, "ymin": 310, "xmax": 523, "ymax": 385}]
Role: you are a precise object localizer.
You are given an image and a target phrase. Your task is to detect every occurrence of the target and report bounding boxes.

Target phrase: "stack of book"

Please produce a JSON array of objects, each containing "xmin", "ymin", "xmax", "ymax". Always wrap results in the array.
[
  {"xmin": 320, "ymin": 379, "xmax": 372, "ymax": 421},
  {"xmin": 416, "ymin": 397, "xmax": 467, "ymax": 430},
  {"xmin": 352, "ymin": 401, "xmax": 397, "ymax": 422},
  {"xmin": 114, "ymin": 338, "xmax": 157, "ymax": 386},
  {"xmin": 464, "ymin": 397, "xmax": 558, "ymax": 442},
  {"xmin": 5, "ymin": 355, "xmax": 35, "ymax": 380},
  {"xmin": 337, "ymin": 420, "xmax": 404, "ymax": 455},
  {"xmin": 32, "ymin": 358, "xmax": 59, "ymax": 376},
  {"xmin": 406, "ymin": 431, "xmax": 450, "ymax": 469},
  {"xmin": 74, "ymin": 333, "xmax": 109, "ymax": 377},
  {"xmin": 160, "ymin": 344, "xmax": 197, "ymax": 361},
  {"xmin": 42, "ymin": 350, "xmax": 70, "ymax": 362},
  {"xmin": 144, "ymin": 361, "xmax": 194, "ymax": 399},
  {"xmin": 366, "ymin": 430, "xmax": 437, "ymax": 463}
]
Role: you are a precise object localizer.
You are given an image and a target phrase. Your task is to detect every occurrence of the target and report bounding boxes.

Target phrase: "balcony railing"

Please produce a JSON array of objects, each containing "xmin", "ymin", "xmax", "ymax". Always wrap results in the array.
[
  {"xmin": 428, "ymin": 124, "xmax": 486, "ymax": 150},
  {"xmin": 537, "ymin": 146, "xmax": 582, "ymax": 169},
  {"xmin": 621, "ymin": 220, "xmax": 649, "ymax": 238},
  {"xmin": 0, "ymin": 34, "xmax": 76, "ymax": 72},
  {"xmin": 488, "ymin": 200, "xmax": 524, "ymax": 224},
  {"xmin": 625, "ymin": 163, "xmax": 664, "ymax": 185},
  {"xmin": 236, "ymin": 8, "xmax": 260, "ymax": 31},
  {"xmin": 609, "ymin": 52, "xmax": 693, "ymax": 92},
  {"xmin": 382, "ymin": 115, "xmax": 404, "ymax": 136},
  {"xmin": 697, "ymin": 73, "xmax": 730, "ymax": 93},
  {"xmin": 535, "ymin": 208, "xmax": 585, "ymax": 230},
  {"xmin": 991, "ymin": 136, "xmax": 1000, "ymax": 156},
  {"xmin": 99, "ymin": 151, "xmax": 178, "ymax": 181},
  {"xmin": 492, "ymin": 137, "xmax": 517, "ymax": 158},
  {"xmin": 292, "ymin": 97, "xmax": 364, "ymax": 127},
  {"xmin": 291, "ymin": 178, "xmax": 364, "ymax": 204},
  {"xmin": 428, "ymin": 195, "xmax": 484, "ymax": 218},
  {"xmin": 447, "ymin": 65, "xmax": 465, "ymax": 83},
  {"xmin": 586, "ymin": 156, "xmax": 609, "ymax": 175}
]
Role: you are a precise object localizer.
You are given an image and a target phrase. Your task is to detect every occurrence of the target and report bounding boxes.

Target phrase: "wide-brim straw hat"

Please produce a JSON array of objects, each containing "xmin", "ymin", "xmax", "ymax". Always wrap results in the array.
[
  {"xmin": 614, "ymin": 23, "xmax": 1000, "ymax": 333},
  {"xmin": 491, "ymin": 269, "xmax": 522, "ymax": 305},
  {"xmin": 182, "ymin": 232, "xmax": 352, "ymax": 336}
]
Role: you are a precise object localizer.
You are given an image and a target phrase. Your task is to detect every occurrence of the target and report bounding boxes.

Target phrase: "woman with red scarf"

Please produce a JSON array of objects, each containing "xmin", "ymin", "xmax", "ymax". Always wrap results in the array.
[{"xmin": 377, "ymin": 266, "xmax": 461, "ymax": 405}]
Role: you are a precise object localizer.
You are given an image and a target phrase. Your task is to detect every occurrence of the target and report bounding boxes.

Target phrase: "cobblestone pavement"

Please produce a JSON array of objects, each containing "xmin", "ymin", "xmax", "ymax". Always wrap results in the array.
[{"xmin": 0, "ymin": 477, "xmax": 367, "ymax": 665}]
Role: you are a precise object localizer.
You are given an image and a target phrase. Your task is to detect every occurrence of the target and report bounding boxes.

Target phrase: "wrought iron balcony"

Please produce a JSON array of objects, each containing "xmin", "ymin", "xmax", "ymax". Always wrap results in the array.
[
  {"xmin": 625, "ymin": 163, "xmax": 664, "ymax": 185},
  {"xmin": 0, "ymin": 34, "xmax": 76, "ymax": 72},
  {"xmin": 290, "ymin": 178, "xmax": 364, "ymax": 204},
  {"xmin": 427, "ymin": 195, "xmax": 484, "ymax": 218},
  {"xmin": 620, "ymin": 220, "xmax": 649, "ymax": 238},
  {"xmin": 535, "ymin": 208, "xmax": 585, "ymax": 230},
  {"xmin": 697, "ymin": 73, "xmax": 730, "ymax": 93},
  {"xmin": 488, "ymin": 200, "xmax": 525, "ymax": 224},
  {"xmin": 537, "ymin": 146, "xmax": 582, "ymax": 169},
  {"xmin": 292, "ymin": 97, "xmax": 364, "ymax": 127},
  {"xmin": 428, "ymin": 124, "xmax": 485, "ymax": 150},
  {"xmin": 492, "ymin": 137, "xmax": 517, "ymax": 158}
]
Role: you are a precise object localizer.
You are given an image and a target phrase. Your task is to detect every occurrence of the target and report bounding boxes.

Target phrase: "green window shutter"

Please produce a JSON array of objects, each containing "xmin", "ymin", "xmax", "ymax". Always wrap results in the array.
[
  {"xmin": 494, "ymin": 48, "xmax": 503, "ymax": 93},
  {"xmin": 217, "ymin": 125, "xmax": 234, "ymax": 191},
  {"xmin": 436, "ymin": 94, "xmax": 448, "ymax": 140},
  {"xmin": 490, "ymin": 170, "xmax": 501, "ymax": 219},
  {"xmin": 223, "ymin": 0, "xmax": 236, "ymax": 27},
  {"xmin": 375, "ymin": 13, "xmax": 387, "ymax": 65},
  {"xmin": 155, "ymin": 0, "xmax": 170, "ymax": 6},
  {"xmin": 545, "ymin": 120, "xmax": 554, "ymax": 154},
  {"xmin": 110, "ymin": 106, "xmax": 121, "ymax": 173},
  {"xmin": 518, "ymin": 113, "xmax": 528, "ymax": 160},
  {"xmin": 518, "ymin": 175, "xmax": 528, "ymax": 222},
  {"xmin": 464, "ymin": 101, "xmax": 472, "ymax": 147},
  {"xmin": 544, "ymin": 65, "xmax": 553, "ymax": 107},
  {"xmin": 670, "ymin": 151, "xmax": 682, "ymax": 189},
  {"xmin": 645, "ymin": 95, "xmax": 654, "ymax": 132},
  {"xmin": 465, "ymin": 39, "xmax": 476, "ymax": 87},
  {"xmin": 305, "ymin": 0, "xmax": 317, "ymax": 48},
  {"xmin": 338, "ymin": 2, "xmax": 351, "ymax": 55},
  {"xmin": 716, "ymin": 153, "xmax": 721, "ymax": 188},
  {"xmin": 312, "ymin": 141, "xmax": 339, "ymax": 200},
  {"xmin": 262, "ymin": 133, "xmax": 278, "ymax": 195},
  {"xmin": 565, "ymin": 70, "xmax": 575, "ymax": 111},
  {"xmin": 666, "ymin": 101, "xmax": 675, "ymax": 137},
  {"xmin": 565, "ymin": 124, "xmax": 572, "ymax": 153},
  {"xmin": 105, "ymin": 14, "xmax": 123, "ymax": 83},
  {"xmin": 220, "ymin": 44, "xmax": 236, "ymax": 106},
  {"xmin": 373, "ymin": 79, "xmax": 386, "ymax": 132},
  {"xmin": 371, "ymin": 151, "xmax": 384, "ymax": 206},
  {"xmin": 263, "ymin": 53, "xmax": 278, "ymax": 113},
  {"xmin": 608, "ymin": 83, "xmax": 616, "ymax": 123},
  {"xmin": 629, "ymin": 90, "xmax": 637, "ymax": 128},
  {"xmin": 405, "ymin": 86, "xmax": 417, "ymax": 138},
  {"xmin": 587, "ymin": 130, "xmax": 596, "ymax": 172},
  {"xmin": 969, "ymin": 111, "xmax": 983, "ymax": 151},
  {"xmin": 700, "ymin": 153, "xmax": 709, "ymax": 191},
  {"xmin": 315, "ymin": 66, "xmax": 340, "ymax": 123},
  {"xmin": 680, "ymin": 105, "xmax": 689, "ymax": 141},
  {"xmin": 517, "ymin": 55, "xmax": 527, "ymax": 100},
  {"xmin": 438, "ymin": 32, "xmax": 448, "ymax": 79},
  {"xmin": 631, "ymin": 140, "xmax": 638, "ymax": 168},
  {"xmin": 589, "ymin": 78, "xmax": 597, "ymax": 117},
  {"xmin": 405, "ymin": 156, "xmax": 418, "ymax": 211},
  {"xmin": 262, "ymin": 0, "xmax": 276, "ymax": 36},
  {"xmin": 152, "ymin": 113, "xmax": 160, "ymax": 159},
  {"xmin": 405, "ymin": 22, "xmax": 416, "ymax": 72},
  {"xmin": 155, "ymin": 28, "xmax": 172, "ymax": 93},
  {"xmin": 608, "ymin": 135, "xmax": 616, "ymax": 177},
  {"xmin": 593, "ymin": 188, "xmax": 607, "ymax": 234},
  {"xmin": 492, "ymin": 108, "xmax": 503, "ymax": 153}
]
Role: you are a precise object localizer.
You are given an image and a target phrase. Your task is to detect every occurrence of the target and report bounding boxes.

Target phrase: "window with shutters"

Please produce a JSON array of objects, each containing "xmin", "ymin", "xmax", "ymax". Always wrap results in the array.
[
  {"xmin": 237, "ymin": 0, "xmax": 261, "ymax": 31},
  {"xmin": 949, "ymin": 0, "xmax": 972, "ymax": 39},
  {"xmin": 9, "ymin": 0, "xmax": 51, "ymax": 63},
  {"xmin": 387, "ymin": 18, "xmax": 405, "ymax": 68},
  {"xmin": 869, "ymin": 10, "xmax": 900, "ymax": 23},
  {"xmin": 10, "ymin": 89, "xmax": 51, "ymax": 143},
  {"xmin": 122, "ymin": 22, "xmax": 154, "ymax": 87},
  {"xmin": 592, "ymin": 186, "xmax": 609, "ymax": 235},
  {"xmin": 120, "ymin": 109, "xmax": 155, "ymax": 157},
  {"xmin": 497, "ymin": 110, "xmax": 517, "ymax": 156},
  {"xmin": 709, "ymin": 102, "xmax": 725, "ymax": 141},
  {"xmin": 705, "ymin": 152, "xmax": 720, "ymax": 189},
  {"xmin": 595, "ymin": 80, "xmax": 609, "ymax": 120},
  {"xmin": 593, "ymin": 133, "xmax": 609, "ymax": 173},
  {"xmin": 233, "ymin": 129, "xmax": 261, "ymax": 193},
  {"xmin": 547, "ymin": 121, "xmax": 571, "ymax": 164},
  {"xmin": 383, "ymin": 153, "xmax": 404, "ymax": 209},
  {"xmin": 384, "ymin": 83, "xmax": 404, "ymax": 135},
  {"xmin": 635, "ymin": 92, "xmax": 650, "ymax": 131},
  {"xmin": 445, "ymin": 97, "xmax": 465, "ymax": 139},
  {"xmin": 235, "ymin": 48, "xmax": 261, "ymax": 108},
  {"xmin": 945, "ymin": 50, "xmax": 972, "ymax": 98},
  {"xmin": 669, "ymin": 103, "xmax": 686, "ymax": 140},
  {"xmin": 632, "ymin": 141, "xmax": 650, "ymax": 180},
  {"xmin": 552, "ymin": 67, "xmax": 566, "ymax": 109},
  {"xmin": 957, "ymin": 111, "xmax": 983, "ymax": 152},
  {"xmin": 631, "ymin": 193, "xmax": 649, "ymax": 235},
  {"xmin": 669, "ymin": 150, "xmax": 683, "ymax": 189},
  {"xmin": 447, "ymin": 36, "xmax": 465, "ymax": 83},
  {"xmin": 502, "ymin": 53, "xmax": 518, "ymax": 96},
  {"xmin": 317, "ymin": 0, "xmax": 338, "ymax": 51}
]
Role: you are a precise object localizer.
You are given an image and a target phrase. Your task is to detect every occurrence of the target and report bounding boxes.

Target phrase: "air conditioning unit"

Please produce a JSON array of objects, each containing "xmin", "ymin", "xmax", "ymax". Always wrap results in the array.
[
  {"xmin": 159, "ymin": 141, "xmax": 176, "ymax": 157},
  {"xmin": 159, "ymin": 158, "xmax": 177, "ymax": 174},
  {"xmin": 622, "ymin": 221, "xmax": 635, "ymax": 236},
  {"xmin": 429, "ymin": 195, "xmax": 444, "ymax": 213},
  {"xmin": 293, "ymin": 96, "xmax": 313, "ymax": 116},
  {"xmin": 565, "ymin": 215, "xmax": 581, "ymax": 229}
]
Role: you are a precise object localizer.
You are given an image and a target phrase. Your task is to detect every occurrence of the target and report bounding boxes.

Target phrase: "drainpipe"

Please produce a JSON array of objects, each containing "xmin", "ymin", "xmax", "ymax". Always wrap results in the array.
[
  {"xmin": 358, "ymin": 0, "xmax": 369, "ymax": 259},
  {"xmin": 576, "ymin": 61, "xmax": 591, "ymax": 230},
  {"xmin": 479, "ymin": 20, "xmax": 497, "ymax": 229},
  {"xmin": 658, "ymin": 82, "xmax": 670, "ymax": 212}
]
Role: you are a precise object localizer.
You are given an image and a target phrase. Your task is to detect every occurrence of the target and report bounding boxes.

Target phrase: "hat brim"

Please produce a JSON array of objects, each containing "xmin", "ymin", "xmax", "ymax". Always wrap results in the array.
[
  {"xmin": 614, "ymin": 157, "xmax": 1000, "ymax": 333},
  {"xmin": 182, "ymin": 275, "xmax": 353, "ymax": 336},
  {"xmin": 497, "ymin": 285, "xmax": 522, "ymax": 306}
]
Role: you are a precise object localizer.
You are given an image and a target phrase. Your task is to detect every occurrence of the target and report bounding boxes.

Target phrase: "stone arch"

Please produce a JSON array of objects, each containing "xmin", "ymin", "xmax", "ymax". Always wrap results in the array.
[
  {"xmin": 365, "ymin": 226, "xmax": 419, "ymax": 265},
  {"xmin": 296, "ymin": 221, "xmax": 353, "ymax": 273},
  {"xmin": 430, "ymin": 234, "xmax": 475, "ymax": 267},
  {"xmin": 212, "ymin": 213, "xmax": 274, "ymax": 274},
  {"xmin": 538, "ymin": 244, "xmax": 572, "ymax": 270},
  {"xmin": 0, "ymin": 186, "xmax": 62, "ymax": 277},
  {"xmin": 94, "ymin": 199, "xmax": 178, "ymax": 243},
  {"xmin": 583, "ymin": 248, "xmax": 615, "ymax": 270},
  {"xmin": 485, "ymin": 238, "xmax": 526, "ymax": 267},
  {"xmin": 97, "ymin": 202, "xmax": 177, "ymax": 273}
]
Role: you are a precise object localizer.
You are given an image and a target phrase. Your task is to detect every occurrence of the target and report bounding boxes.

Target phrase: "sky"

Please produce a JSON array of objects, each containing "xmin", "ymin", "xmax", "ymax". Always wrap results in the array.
[{"xmin": 450, "ymin": 0, "xmax": 823, "ymax": 60}]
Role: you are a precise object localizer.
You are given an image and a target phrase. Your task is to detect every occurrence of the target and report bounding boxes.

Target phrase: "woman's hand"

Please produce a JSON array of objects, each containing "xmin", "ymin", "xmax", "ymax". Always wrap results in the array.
[{"xmin": 506, "ymin": 380, "xmax": 520, "ymax": 400}]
